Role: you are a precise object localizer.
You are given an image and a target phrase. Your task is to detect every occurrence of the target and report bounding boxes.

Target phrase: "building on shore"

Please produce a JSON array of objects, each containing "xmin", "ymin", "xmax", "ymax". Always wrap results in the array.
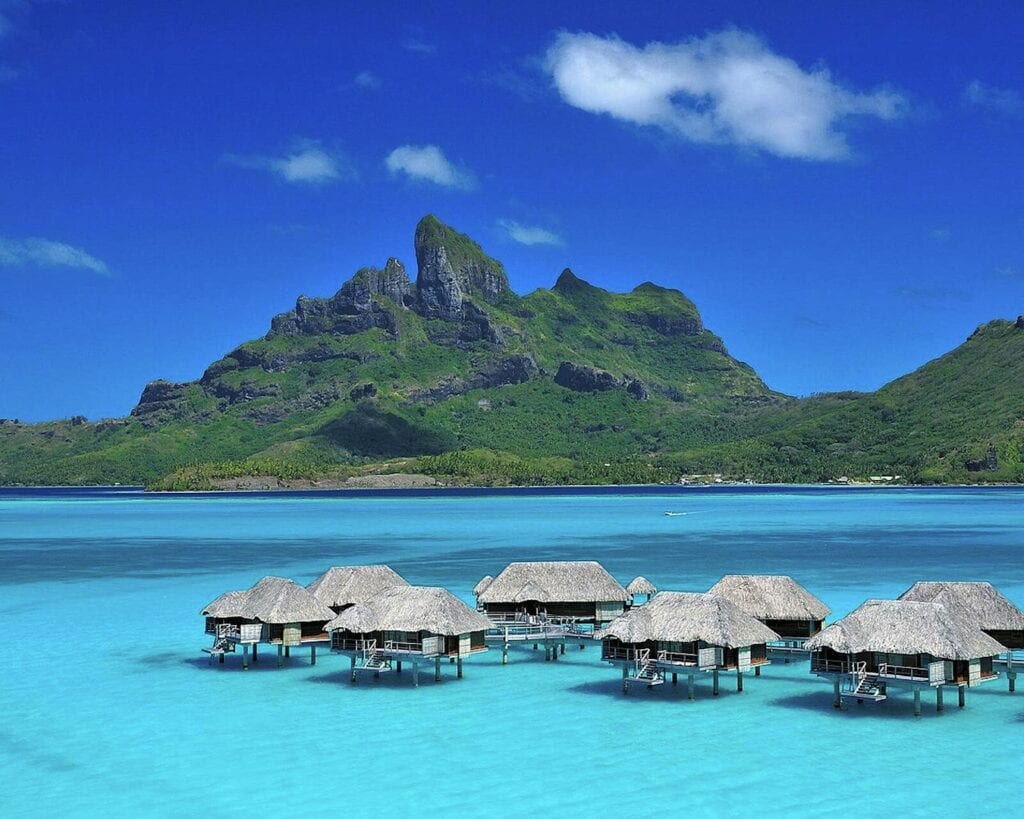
[
  {"xmin": 707, "ymin": 575, "xmax": 830, "ymax": 651},
  {"xmin": 598, "ymin": 592, "xmax": 779, "ymax": 695},
  {"xmin": 626, "ymin": 576, "xmax": 657, "ymax": 605},
  {"xmin": 477, "ymin": 561, "xmax": 630, "ymax": 628},
  {"xmin": 806, "ymin": 598, "xmax": 1007, "ymax": 714},
  {"xmin": 307, "ymin": 565, "xmax": 408, "ymax": 613},
  {"xmin": 326, "ymin": 585, "xmax": 492, "ymax": 686},
  {"xmin": 201, "ymin": 576, "xmax": 337, "ymax": 669}
]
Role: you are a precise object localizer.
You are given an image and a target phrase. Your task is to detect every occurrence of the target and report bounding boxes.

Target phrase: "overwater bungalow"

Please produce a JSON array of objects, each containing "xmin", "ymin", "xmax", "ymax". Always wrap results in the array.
[
  {"xmin": 898, "ymin": 581, "xmax": 1024, "ymax": 691},
  {"xmin": 707, "ymin": 575, "xmax": 830, "ymax": 650},
  {"xmin": 307, "ymin": 564, "xmax": 408, "ymax": 613},
  {"xmin": 477, "ymin": 561, "xmax": 630, "ymax": 627},
  {"xmin": 472, "ymin": 575, "xmax": 494, "ymax": 606},
  {"xmin": 598, "ymin": 592, "xmax": 779, "ymax": 696},
  {"xmin": 326, "ymin": 585, "xmax": 492, "ymax": 686},
  {"xmin": 201, "ymin": 576, "xmax": 337, "ymax": 669},
  {"xmin": 626, "ymin": 576, "xmax": 656, "ymax": 605},
  {"xmin": 806, "ymin": 599, "xmax": 1007, "ymax": 714}
]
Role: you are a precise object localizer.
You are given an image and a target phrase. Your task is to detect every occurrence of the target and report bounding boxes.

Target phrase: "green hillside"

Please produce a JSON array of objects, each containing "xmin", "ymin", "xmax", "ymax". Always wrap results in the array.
[{"xmin": 1, "ymin": 215, "xmax": 1022, "ymax": 488}]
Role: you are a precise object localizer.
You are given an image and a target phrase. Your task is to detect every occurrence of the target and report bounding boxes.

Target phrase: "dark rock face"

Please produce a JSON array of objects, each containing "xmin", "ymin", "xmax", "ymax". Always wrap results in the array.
[
  {"xmin": 459, "ymin": 301, "xmax": 504, "ymax": 345},
  {"xmin": 336, "ymin": 258, "xmax": 413, "ymax": 313},
  {"xmin": 628, "ymin": 311, "xmax": 703, "ymax": 336},
  {"xmin": 349, "ymin": 383, "xmax": 377, "ymax": 401},
  {"xmin": 966, "ymin": 444, "xmax": 999, "ymax": 472},
  {"xmin": 554, "ymin": 362, "xmax": 649, "ymax": 400},
  {"xmin": 408, "ymin": 354, "xmax": 539, "ymax": 404},
  {"xmin": 210, "ymin": 380, "xmax": 281, "ymax": 405},
  {"xmin": 625, "ymin": 378, "xmax": 649, "ymax": 401},
  {"xmin": 1016, "ymin": 316, "xmax": 1024, "ymax": 329},
  {"xmin": 132, "ymin": 380, "xmax": 190, "ymax": 417},
  {"xmin": 554, "ymin": 362, "xmax": 620, "ymax": 392},
  {"xmin": 414, "ymin": 242, "xmax": 464, "ymax": 319}
]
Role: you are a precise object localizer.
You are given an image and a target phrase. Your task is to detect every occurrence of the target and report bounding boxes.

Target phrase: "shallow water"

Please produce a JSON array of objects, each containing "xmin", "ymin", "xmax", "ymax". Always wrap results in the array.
[{"xmin": 1, "ymin": 486, "xmax": 1022, "ymax": 818}]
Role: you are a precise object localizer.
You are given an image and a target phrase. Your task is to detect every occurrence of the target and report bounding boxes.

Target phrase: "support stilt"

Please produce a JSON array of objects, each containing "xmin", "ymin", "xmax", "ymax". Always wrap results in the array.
[
  {"xmin": 219, "ymin": 652, "xmax": 225, "ymax": 664},
  {"xmin": 560, "ymin": 642, "xmax": 565, "ymax": 655},
  {"xmin": 736, "ymin": 670, "xmax": 743, "ymax": 692},
  {"xmin": 913, "ymin": 688, "xmax": 921, "ymax": 717},
  {"xmin": 449, "ymin": 656, "xmax": 455, "ymax": 664},
  {"xmin": 755, "ymin": 666, "xmax": 761, "ymax": 677},
  {"xmin": 1009, "ymin": 672, "xmax": 1016, "ymax": 693},
  {"xmin": 622, "ymin": 664, "xmax": 629, "ymax": 679},
  {"xmin": 310, "ymin": 646, "xmax": 316, "ymax": 666},
  {"xmin": 242, "ymin": 644, "xmax": 249, "ymax": 671},
  {"xmin": 457, "ymin": 656, "xmax": 463, "ymax": 679},
  {"xmin": 435, "ymin": 656, "xmax": 441, "ymax": 682},
  {"xmin": 396, "ymin": 660, "xmax": 402, "ymax": 673},
  {"xmin": 277, "ymin": 644, "xmax": 284, "ymax": 668},
  {"xmin": 833, "ymin": 677, "xmax": 841, "ymax": 708},
  {"xmin": 252, "ymin": 644, "xmax": 258, "ymax": 663},
  {"xmin": 552, "ymin": 643, "xmax": 559, "ymax": 662},
  {"xmin": 502, "ymin": 644, "xmax": 508, "ymax": 665},
  {"xmin": 284, "ymin": 646, "xmax": 290, "ymax": 658},
  {"xmin": 687, "ymin": 674, "xmax": 695, "ymax": 700},
  {"xmin": 350, "ymin": 654, "xmax": 356, "ymax": 683},
  {"xmin": 958, "ymin": 686, "xmax": 966, "ymax": 708},
  {"xmin": 413, "ymin": 661, "xmax": 419, "ymax": 688},
  {"xmin": 672, "ymin": 672, "xmax": 677, "ymax": 686},
  {"xmin": 936, "ymin": 686, "xmax": 944, "ymax": 712},
  {"xmin": 579, "ymin": 642, "xmax": 585, "ymax": 651},
  {"xmin": 532, "ymin": 643, "xmax": 538, "ymax": 651},
  {"xmin": 712, "ymin": 668, "xmax": 719, "ymax": 696}
]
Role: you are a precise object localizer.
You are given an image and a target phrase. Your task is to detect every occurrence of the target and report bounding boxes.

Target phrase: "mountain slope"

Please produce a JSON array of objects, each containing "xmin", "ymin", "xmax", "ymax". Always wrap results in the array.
[{"xmin": 0, "ymin": 215, "xmax": 785, "ymax": 486}]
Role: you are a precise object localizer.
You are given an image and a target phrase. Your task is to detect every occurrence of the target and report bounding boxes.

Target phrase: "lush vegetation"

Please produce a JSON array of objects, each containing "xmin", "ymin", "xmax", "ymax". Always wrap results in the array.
[{"xmin": 3, "ymin": 216, "xmax": 1023, "ymax": 489}]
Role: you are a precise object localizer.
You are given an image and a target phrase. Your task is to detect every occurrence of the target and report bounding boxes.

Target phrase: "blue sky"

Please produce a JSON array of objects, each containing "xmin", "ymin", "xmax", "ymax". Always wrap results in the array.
[{"xmin": 1, "ymin": 1, "xmax": 1022, "ymax": 421}]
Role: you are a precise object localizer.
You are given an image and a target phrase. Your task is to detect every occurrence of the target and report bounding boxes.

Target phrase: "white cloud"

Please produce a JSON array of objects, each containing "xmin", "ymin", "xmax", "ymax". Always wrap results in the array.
[
  {"xmin": 385, "ymin": 144, "xmax": 476, "ymax": 189},
  {"xmin": 403, "ymin": 39, "xmax": 436, "ymax": 55},
  {"xmin": 0, "ymin": 236, "xmax": 110, "ymax": 275},
  {"xmin": 225, "ymin": 139, "xmax": 354, "ymax": 185},
  {"xmin": 544, "ymin": 29, "xmax": 905, "ymax": 161},
  {"xmin": 354, "ymin": 70, "xmax": 381, "ymax": 90},
  {"xmin": 963, "ymin": 80, "xmax": 1022, "ymax": 117},
  {"xmin": 498, "ymin": 219, "xmax": 564, "ymax": 246}
]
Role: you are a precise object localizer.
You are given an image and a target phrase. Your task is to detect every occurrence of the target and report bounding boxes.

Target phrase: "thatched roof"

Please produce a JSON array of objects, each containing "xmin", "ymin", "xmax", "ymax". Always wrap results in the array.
[
  {"xmin": 307, "ymin": 565, "xmax": 408, "ymax": 608},
  {"xmin": 627, "ymin": 576, "xmax": 657, "ymax": 596},
  {"xmin": 201, "ymin": 576, "xmax": 335, "ymax": 624},
  {"xmin": 805, "ymin": 599, "xmax": 1007, "ymax": 659},
  {"xmin": 324, "ymin": 586, "xmax": 492, "ymax": 636},
  {"xmin": 898, "ymin": 581, "xmax": 1024, "ymax": 632},
  {"xmin": 707, "ymin": 575, "xmax": 830, "ymax": 621},
  {"xmin": 513, "ymin": 580, "xmax": 552, "ymax": 603},
  {"xmin": 597, "ymin": 592, "xmax": 780, "ymax": 648},
  {"xmin": 472, "ymin": 575, "xmax": 494, "ymax": 596},
  {"xmin": 478, "ymin": 561, "xmax": 629, "ymax": 604},
  {"xmin": 201, "ymin": 590, "xmax": 249, "ymax": 618}
]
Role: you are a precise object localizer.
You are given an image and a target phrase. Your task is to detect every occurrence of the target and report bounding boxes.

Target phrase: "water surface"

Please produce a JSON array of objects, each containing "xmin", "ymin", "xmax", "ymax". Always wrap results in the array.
[{"xmin": 2, "ymin": 486, "xmax": 1022, "ymax": 817}]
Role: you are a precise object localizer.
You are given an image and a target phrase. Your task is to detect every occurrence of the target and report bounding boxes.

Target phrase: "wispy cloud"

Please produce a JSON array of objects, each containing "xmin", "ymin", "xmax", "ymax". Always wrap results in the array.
[
  {"xmin": 893, "ymin": 285, "xmax": 971, "ymax": 303},
  {"xmin": 929, "ymin": 228, "xmax": 951, "ymax": 242},
  {"xmin": 544, "ymin": 29, "xmax": 905, "ymax": 161},
  {"xmin": 385, "ymin": 144, "xmax": 475, "ymax": 190},
  {"xmin": 0, "ymin": 236, "xmax": 110, "ymax": 276},
  {"xmin": 403, "ymin": 39, "xmax": 436, "ymax": 55},
  {"xmin": 993, "ymin": 265, "xmax": 1020, "ymax": 278},
  {"xmin": 795, "ymin": 315, "xmax": 826, "ymax": 328},
  {"xmin": 497, "ymin": 219, "xmax": 564, "ymax": 246},
  {"xmin": 962, "ymin": 80, "xmax": 1022, "ymax": 117},
  {"xmin": 224, "ymin": 139, "xmax": 355, "ymax": 185},
  {"xmin": 354, "ymin": 70, "xmax": 381, "ymax": 90}
]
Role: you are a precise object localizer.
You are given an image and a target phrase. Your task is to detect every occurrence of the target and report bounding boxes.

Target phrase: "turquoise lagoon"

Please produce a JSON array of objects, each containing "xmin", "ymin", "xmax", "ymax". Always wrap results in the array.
[{"xmin": 2, "ymin": 486, "xmax": 1023, "ymax": 818}]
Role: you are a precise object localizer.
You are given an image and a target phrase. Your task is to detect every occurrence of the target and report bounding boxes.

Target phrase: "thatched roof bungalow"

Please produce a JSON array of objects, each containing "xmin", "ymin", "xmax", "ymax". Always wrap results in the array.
[
  {"xmin": 201, "ymin": 576, "xmax": 337, "ymax": 667},
  {"xmin": 707, "ymin": 575, "xmax": 830, "ymax": 642},
  {"xmin": 806, "ymin": 599, "xmax": 1006, "ymax": 709},
  {"xmin": 472, "ymin": 575, "xmax": 494, "ymax": 600},
  {"xmin": 307, "ymin": 565, "xmax": 408, "ymax": 613},
  {"xmin": 478, "ymin": 561, "xmax": 630, "ymax": 625},
  {"xmin": 898, "ymin": 581, "xmax": 1024, "ymax": 649},
  {"xmin": 326, "ymin": 586, "xmax": 493, "ymax": 684},
  {"xmin": 626, "ymin": 576, "xmax": 656, "ymax": 604},
  {"xmin": 598, "ymin": 592, "xmax": 779, "ymax": 693}
]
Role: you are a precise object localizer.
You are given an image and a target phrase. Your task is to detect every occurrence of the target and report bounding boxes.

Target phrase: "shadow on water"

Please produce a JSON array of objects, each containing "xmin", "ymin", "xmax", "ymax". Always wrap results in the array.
[
  {"xmin": 769, "ymin": 690, "xmax": 971, "ymax": 720},
  {"xmin": 0, "ymin": 730, "xmax": 80, "ymax": 773}
]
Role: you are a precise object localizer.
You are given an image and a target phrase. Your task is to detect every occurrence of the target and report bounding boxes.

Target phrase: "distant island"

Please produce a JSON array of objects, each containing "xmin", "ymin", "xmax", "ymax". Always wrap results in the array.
[{"xmin": 2, "ymin": 214, "xmax": 1023, "ymax": 490}]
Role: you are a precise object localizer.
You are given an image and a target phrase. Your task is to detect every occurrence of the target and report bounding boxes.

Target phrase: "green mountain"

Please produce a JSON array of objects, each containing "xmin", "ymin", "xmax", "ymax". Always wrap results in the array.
[{"xmin": 2, "ymin": 215, "xmax": 1023, "ymax": 488}]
